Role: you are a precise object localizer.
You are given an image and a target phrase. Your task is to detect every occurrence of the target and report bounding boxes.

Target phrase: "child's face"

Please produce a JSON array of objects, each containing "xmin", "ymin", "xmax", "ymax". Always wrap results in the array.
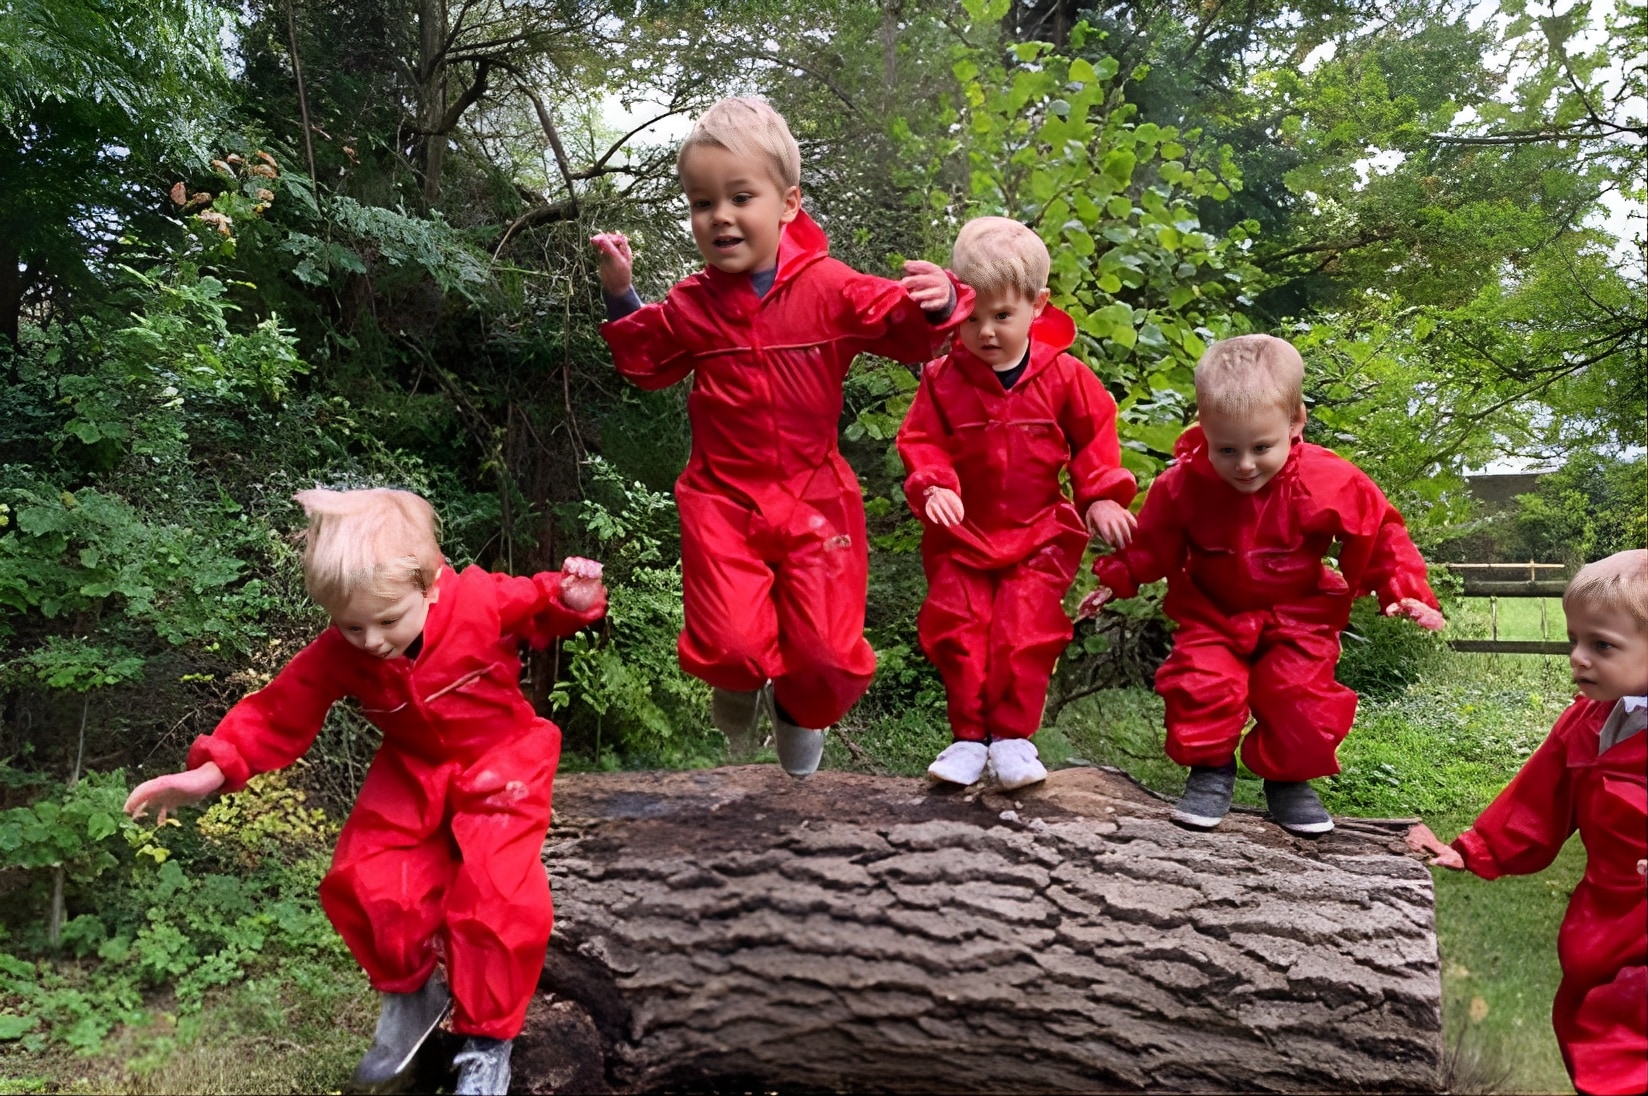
[
  {"xmin": 1198, "ymin": 403, "xmax": 1306, "ymax": 493},
  {"xmin": 679, "ymin": 144, "xmax": 801, "ymax": 276},
  {"xmin": 328, "ymin": 584, "xmax": 431, "ymax": 659},
  {"xmin": 957, "ymin": 287, "xmax": 1050, "ymax": 370},
  {"xmin": 1566, "ymin": 600, "xmax": 1648, "ymax": 702}
]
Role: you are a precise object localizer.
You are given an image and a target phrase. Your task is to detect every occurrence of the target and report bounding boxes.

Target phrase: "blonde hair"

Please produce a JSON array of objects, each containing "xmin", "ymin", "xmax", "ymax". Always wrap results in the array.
[
  {"xmin": 677, "ymin": 97, "xmax": 802, "ymax": 191},
  {"xmin": 1194, "ymin": 334, "xmax": 1306, "ymax": 420},
  {"xmin": 1564, "ymin": 549, "xmax": 1648, "ymax": 633},
  {"xmin": 293, "ymin": 488, "xmax": 444, "ymax": 610},
  {"xmin": 950, "ymin": 217, "xmax": 1050, "ymax": 301}
]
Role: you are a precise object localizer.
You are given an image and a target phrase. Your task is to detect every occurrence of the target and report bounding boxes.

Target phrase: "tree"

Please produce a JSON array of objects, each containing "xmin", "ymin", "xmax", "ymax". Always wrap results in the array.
[{"xmin": 0, "ymin": 0, "xmax": 230, "ymax": 344}]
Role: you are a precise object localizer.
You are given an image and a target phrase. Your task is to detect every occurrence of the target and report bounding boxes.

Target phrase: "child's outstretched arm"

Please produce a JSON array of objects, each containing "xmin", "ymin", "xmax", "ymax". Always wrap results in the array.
[
  {"xmin": 1080, "ymin": 468, "xmax": 1188, "ymax": 618},
  {"xmin": 1325, "ymin": 467, "xmax": 1444, "ymax": 629},
  {"xmin": 896, "ymin": 369, "xmax": 965, "ymax": 527},
  {"xmin": 838, "ymin": 263, "xmax": 974, "ymax": 366},
  {"xmin": 592, "ymin": 232, "xmax": 694, "ymax": 391},
  {"xmin": 1059, "ymin": 364, "xmax": 1138, "ymax": 548},
  {"xmin": 125, "ymin": 763, "xmax": 226, "ymax": 824},
  {"xmin": 124, "ymin": 638, "xmax": 350, "ymax": 816},
  {"xmin": 492, "ymin": 559, "xmax": 609, "ymax": 647},
  {"xmin": 1410, "ymin": 707, "xmax": 1584, "ymax": 880}
]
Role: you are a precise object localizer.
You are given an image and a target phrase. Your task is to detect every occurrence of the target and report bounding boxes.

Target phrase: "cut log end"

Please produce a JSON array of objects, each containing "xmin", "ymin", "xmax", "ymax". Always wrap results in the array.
[{"xmin": 521, "ymin": 766, "xmax": 1443, "ymax": 1094}]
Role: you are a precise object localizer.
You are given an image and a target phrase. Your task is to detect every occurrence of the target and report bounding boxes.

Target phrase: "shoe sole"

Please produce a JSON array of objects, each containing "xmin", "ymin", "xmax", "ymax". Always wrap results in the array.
[
  {"xmin": 1276, "ymin": 819, "xmax": 1335, "ymax": 835},
  {"xmin": 926, "ymin": 767, "xmax": 987, "ymax": 785},
  {"xmin": 1170, "ymin": 808, "xmax": 1226, "ymax": 829},
  {"xmin": 993, "ymin": 770, "xmax": 1048, "ymax": 791}
]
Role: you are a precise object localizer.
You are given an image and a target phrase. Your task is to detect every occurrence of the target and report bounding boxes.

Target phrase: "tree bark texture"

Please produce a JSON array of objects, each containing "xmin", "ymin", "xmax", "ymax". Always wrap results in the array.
[{"xmin": 519, "ymin": 766, "xmax": 1444, "ymax": 1093}]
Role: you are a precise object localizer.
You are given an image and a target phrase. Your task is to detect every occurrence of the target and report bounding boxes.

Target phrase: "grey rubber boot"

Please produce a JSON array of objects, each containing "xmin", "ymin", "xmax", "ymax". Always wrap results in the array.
[
  {"xmin": 711, "ymin": 685, "xmax": 767, "ymax": 758},
  {"xmin": 767, "ymin": 689, "xmax": 824, "ymax": 777},
  {"xmin": 1170, "ymin": 761, "xmax": 1238, "ymax": 829},
  {"xmin": 350, "ymin": 975, "xmax": 452, "ymax": 1088},
  {"xmin": 1263, "ymin": 779, "xmax": 1335, "ymax": 835},
  {"xmin": 452, "ymin": 1036, "xmax": 513, "ymax": 1095}
]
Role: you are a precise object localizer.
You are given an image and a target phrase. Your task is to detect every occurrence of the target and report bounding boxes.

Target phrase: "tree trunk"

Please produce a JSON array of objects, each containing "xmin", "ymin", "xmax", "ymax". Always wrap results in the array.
[
  {"xmin": 521, "ymin": 766, "xmax": 1445, "ymax": 1094},
  {"xmin": 417, "ymin": 0, "xmax": 447, "ymax": 202}
]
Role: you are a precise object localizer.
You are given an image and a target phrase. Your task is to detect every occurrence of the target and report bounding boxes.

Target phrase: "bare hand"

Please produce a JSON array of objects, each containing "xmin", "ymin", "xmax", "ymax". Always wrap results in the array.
[
  {"xmin": 900, "ymin": 260, "xmax": 953, "ymax": 313},
  {"xmin": 559, "ymin": 556, "xmax": 607, "ymax": 612},
  {"xmin": 125, "ymin": 763, "xmax": 226, "ymax": 824},
  {"xmin": 1405, "ymin": 823, "xmax": 1465, "ymax": 869},
  {"xmin": 1386, "ymin": 597, "xmax": 1446, "ymax": 632},
  {"xmin": 590, "ymin": 232, "xmax": 634, "ymax": 297},
  {"xmin": 1085, "ymin": 500, "xmax": 1137, "ymax": 548},
  {"xmin": 923, "ymin": 487, "xmax": 965, "ymax": 527},
  {"xmin": 1075, "ymin": 585, "xmax": 1114, "ymax": 621}
]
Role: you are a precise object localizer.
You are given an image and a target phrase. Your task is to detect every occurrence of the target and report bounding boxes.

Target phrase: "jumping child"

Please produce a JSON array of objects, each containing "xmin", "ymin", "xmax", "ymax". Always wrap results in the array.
[
  {"xmin": 590, "ymin": 97, "xmax": 971, "ymax": 776},
  {"xmin": 897, "ymin": 216, "xmax": 1136, "ymax": 789},
  {"xmin": 1080, "ymin": 334, "xmax": 1444, "ymax": 834},
  {"xmin": 125, "ymin": 488, "xmax": 606, "ymax": 1096}
]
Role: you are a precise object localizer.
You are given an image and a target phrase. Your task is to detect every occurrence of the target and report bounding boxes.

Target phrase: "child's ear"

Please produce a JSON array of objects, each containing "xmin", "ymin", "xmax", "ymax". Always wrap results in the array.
[
  {"xmin": 1289, "ymin": 403, "xmax": 1307, "ymax": 441},
  {"xmin": 779, "ymin": 186, "xmax": 802, "ymax": 224},
  {"xmin": 1032, "ymin": 288, "xmax": 1050, "ymax": 316}
]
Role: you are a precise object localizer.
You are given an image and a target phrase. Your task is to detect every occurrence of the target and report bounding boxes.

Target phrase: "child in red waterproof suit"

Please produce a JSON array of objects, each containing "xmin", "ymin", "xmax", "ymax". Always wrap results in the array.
[
  {"xmin": 1409, "ymin": 550, "xmax": 1648, "ymax": 1096},
  {"xmin": 589, "ymin": 98, "xmax": 971, "ymax": 777},
  {"xmin": 1078, "ymin": 334, "xmax": 1444, "ymax": 834},
  {"xmin": 897, "ymin": 217, "xmax": 1137, "ymax": 789},
  {"xmin": 124, "ymin": 489, "xmax": 606, "ymax": 1096}
]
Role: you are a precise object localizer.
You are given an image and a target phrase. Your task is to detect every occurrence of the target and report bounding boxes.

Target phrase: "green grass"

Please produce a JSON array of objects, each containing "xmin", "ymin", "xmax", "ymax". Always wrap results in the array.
[{"xmin": 1454, "ymin": 597, "xmax": 1568, "ymax": 642}]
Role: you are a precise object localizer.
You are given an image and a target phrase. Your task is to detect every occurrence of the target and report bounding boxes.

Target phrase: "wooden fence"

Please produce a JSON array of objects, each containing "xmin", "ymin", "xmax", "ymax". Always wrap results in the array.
[{"xmin": 1443, "ymin": 561, "xmax": 1569, "ymax": 656}]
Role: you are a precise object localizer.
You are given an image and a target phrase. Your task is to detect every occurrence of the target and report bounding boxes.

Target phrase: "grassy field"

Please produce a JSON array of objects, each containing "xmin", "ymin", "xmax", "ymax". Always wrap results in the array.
[{"xmin": 1453, "ymin": 596, "xmax": 1568, "ymax": 641}]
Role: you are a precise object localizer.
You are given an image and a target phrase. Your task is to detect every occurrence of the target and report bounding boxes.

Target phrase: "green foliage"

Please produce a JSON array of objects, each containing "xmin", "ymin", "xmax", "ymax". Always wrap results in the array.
[
  {"xmin": 0, "ymin": 769, "xmax": 343, "ymax": 1055},
  {"xmin": 1335, "ymin": 576, "xmax": 1454, "ymax": 701},
  {"xmin": 1510, "ymin": 452, "xmax": 1648, "ymax": 567},
  {"xmin": 888, "ymin": 5, "xmax": 1261, "ymax": 476},
  {"xmin": 554, "ymin": 458, "xmax": 715, "ymax": 765}
]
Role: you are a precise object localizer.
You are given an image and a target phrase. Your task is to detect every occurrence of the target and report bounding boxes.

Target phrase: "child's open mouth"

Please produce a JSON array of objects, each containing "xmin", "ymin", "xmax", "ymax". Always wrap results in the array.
[{"xmin": 714, "ymin": 235, "xmax": 743, "ymax": 249}]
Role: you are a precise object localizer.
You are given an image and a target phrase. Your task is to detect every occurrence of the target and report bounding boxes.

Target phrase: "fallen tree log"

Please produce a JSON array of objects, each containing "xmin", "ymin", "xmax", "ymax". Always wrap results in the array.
[{"xmin": 514, "ymin": 766, "xmax": 1444, "ymax": 1094}]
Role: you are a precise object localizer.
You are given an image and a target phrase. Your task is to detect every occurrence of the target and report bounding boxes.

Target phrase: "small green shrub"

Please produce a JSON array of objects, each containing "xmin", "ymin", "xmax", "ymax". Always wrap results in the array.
[{"xmin": 0, "ymin": 769, "xmax": 345, "ymax": 1055}]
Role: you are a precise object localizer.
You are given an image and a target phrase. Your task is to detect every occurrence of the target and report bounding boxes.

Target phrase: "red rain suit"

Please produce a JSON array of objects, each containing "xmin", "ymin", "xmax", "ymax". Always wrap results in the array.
[
  {"xmin": 1092, "ymin": 426, "xmax": 1436, "ymax": 781},
  {"xmin": 186, "ymin": 565, "xmax": 604, "ymax": 1040},
  {"xmin": 898, "ymin": 306, "xmax": 1136, "ymax": 741},
  {"xmin": 1452, "ymin": 697, "xmax": 1647, "ymax": 1096},
  {"xmin": 601, "ymin": 210, "xmax": 971, "ymax": 728}
]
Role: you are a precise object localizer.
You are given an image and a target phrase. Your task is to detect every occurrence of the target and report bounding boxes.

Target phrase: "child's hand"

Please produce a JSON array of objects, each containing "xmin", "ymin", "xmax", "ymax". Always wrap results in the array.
[
  {"xmin": 125, "ymin": 763, "xmax": 225, "ymax": 825},
  {"xmin": 1638, "ymin": 858, "xmax": 1646, "ymax": 887},
  {"xmin": 1386, "ymin": 597, "xmax": 1446, "ymax": 632},
  {"xmin": 559, "ymin": 557, "xmax": 606, "ymax": 612},
  {"xmin": 900, "ymin": 260, "xmax": 954, "ymax": 313},
  {"xmin": 1085, "ymin": 499, "xmax": 1137, "ymax": 548},
  {"xmin": 923, "ymin": 486, "xmax": 965, "ymax": 527},
  {"xmin": 1404, "ymin": 822, "xmax": 1465, "ymax": 869},
  {"xmin": 1075, "ymin": 585, "xmax": 1114, "ymax": 621},
  {"xmin": 590, "ymin": 232, "xmax": 634, "ymax": 297}
]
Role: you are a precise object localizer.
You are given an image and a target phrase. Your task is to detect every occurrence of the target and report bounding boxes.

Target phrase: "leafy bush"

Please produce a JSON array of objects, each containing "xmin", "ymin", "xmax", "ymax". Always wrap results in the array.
[
  {"xmin": 1336, "ymin": 596, "xmax": 1449, "ymax": 701},
  {"xmin": 0, "ymin": 769, "xmax": 343, "ymax": 1054},
  {"xmin": 553, "ymin": 458, "xmax": 715, "ymax": 766}
]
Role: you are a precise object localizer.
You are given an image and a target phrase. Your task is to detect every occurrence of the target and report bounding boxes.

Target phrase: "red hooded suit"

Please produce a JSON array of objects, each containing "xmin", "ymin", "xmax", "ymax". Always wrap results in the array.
[
  {"xmin": 1092, "ymin": 425, "xmax": 1436, "ymax": 781},
  {"xmin": 897, "ymin": 306, "xmax": 1136, "ymax": 742},
  {"xmin": 1452, "ymin": 696, "xmax": 1647, "ymax": 1096},
  {"xmin": 601, "ymin": 211, "xmax": 970, "ymax": 728},
  {"xmin": 186, "ymin": 564, "xmax": 604, "ymax": 1040}
]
